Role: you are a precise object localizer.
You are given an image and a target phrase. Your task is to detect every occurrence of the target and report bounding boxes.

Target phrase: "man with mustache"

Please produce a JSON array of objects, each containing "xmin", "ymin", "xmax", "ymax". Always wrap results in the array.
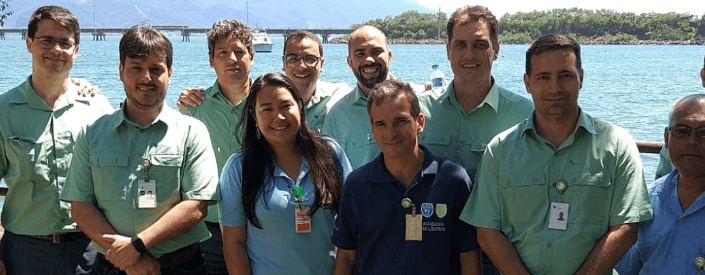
[
  {"xmin": 462, "ymin": 34, "xmax": 652, "ymax": 274},
  {"xmin": 0, "ymin": 6, "xmax": 113, "ymax": 275},
  {"xmin": 323, "ymin": 25, "xmax": 420, "ymax": 168},
  {"xmin": 617, "ymin": 94, "xmax": 705, "ymax": 274}
]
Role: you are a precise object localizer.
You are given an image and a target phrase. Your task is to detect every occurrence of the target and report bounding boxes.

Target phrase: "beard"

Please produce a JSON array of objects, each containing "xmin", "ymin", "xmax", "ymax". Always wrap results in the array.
[{"xmin": 353, "ymin": 63, "xmax": 389, "ymax": 89}]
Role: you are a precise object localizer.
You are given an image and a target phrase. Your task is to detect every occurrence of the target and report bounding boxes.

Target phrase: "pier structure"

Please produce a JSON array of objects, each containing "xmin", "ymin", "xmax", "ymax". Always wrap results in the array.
[{"xmin": 0, "ymin": 26, "xmax": 353, "ymax": 43}]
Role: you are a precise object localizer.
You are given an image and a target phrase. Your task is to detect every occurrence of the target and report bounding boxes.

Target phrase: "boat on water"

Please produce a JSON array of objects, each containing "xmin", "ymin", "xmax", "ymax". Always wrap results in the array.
[{"xmin": 253, "ymin": 29, "xmax": 273, "ymax": 53}]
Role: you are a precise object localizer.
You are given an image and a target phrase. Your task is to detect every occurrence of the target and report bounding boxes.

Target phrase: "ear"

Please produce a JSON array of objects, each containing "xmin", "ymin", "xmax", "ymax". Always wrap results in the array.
[
  {"xmin": 492, "ymin": 42, "xmax": 500, "ymax": 60},
  {"xmin": 281, "ymin": 56, "xmax": 286, "ymax": 71},
  {"xmin": 387, "ymin": 49, "xmax": 393, "ymax": 62},
  {"xmin": 579, "ymin": 68, "xmax": 584, "ymax": 89},
  {"xmin": 346, "ymin": 55, "xmax": 353, "ymax": 70},
  {"xmin": 319, "ymin": 57, "xmax": 325, "ymax": 70},
  {"xmin": 700, "ymin": 68, "xmax": 705, "ymax": 88},
  {"xmin": 118, "ymin": 64, "xmax": 125, "ymax": 82},
  {"xmin": 663, "ymin": 127, "xmax": 669, "ymax": 150},
  {"xmin": 26, "ymin": 37, "xmax": 33, "ymax": 53},
  {"xmin": 523, "ymin": 73, "xmax": 531, "ymax": 95},
  {"xmin": 416, "ymin": 113, "xmax": 426, "ymax": 135},
  {"xmin": 446, "ymin": 43, "xmax": 451, "ymax": 61},
  {"xmin": 209, "ymin": 55, "xmax": 214, "ymax": 68}
]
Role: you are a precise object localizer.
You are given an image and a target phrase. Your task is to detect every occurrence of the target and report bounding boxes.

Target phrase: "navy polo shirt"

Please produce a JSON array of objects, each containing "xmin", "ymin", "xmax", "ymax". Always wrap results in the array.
[{"xmin": 332, "ymin": 145, "xmax": 479, "ymax": 275}]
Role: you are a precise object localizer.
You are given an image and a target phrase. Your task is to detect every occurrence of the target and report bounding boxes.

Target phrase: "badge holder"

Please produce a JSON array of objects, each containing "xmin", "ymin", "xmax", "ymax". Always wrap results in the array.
[
  {"xmin": 138, "ymin": 159, "xmax": 157, "ymax": 209},
  {"xmin": 695, "ymin": 256, "xmax": 705, "ymax": 274},
  {"xmin": 402, "ymin": 198, "xmax": 422, "ymax": 241},
  {"xmin": 548, "ymin": 180, "xmax": 569, "ymax": 230},
  {"xmin": 292, "ymin": 186, "xmax": 311, "ymax": 233}
]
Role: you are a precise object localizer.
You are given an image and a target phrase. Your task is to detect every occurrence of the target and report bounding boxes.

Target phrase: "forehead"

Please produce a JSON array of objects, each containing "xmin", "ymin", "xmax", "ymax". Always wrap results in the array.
[
  {"xmin": 215, "ymin": 36, "xmax": 247, "ymax": 49},
  {"xmin": 256, "ymin": 86, "xmax": 295, "ymax": 104},
  {"xmin": 349, "ymin": 32, "xmax": 387, "ymax": 53},
  {"xmin": 285, "ymin": 38, "xmax": 320, "ymax": 55},
  {"xmin": 35, "ymin": 19, "xmax": 74, "ymax": 39},
  {"xmin": 370, "ymin": 95, "xmax": 412, "ymax": 119},
  {"xmin": 451, "ymin": 19, "xmax": 490, "ymax": 42},
  {"xmin": 124, "ymin": 53, "xmax": 168, "ymax": 66},
  {"xmin": 672, "ymin": 101, "xmax": 705, "ymax": 125},
  {"xmin": 529, "ymin": 48, "xmax": 578, "ymax": 73}
]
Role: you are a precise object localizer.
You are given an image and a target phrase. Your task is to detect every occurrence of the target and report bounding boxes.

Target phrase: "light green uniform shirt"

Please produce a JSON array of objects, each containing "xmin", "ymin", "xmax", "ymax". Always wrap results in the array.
[
  {"xmin": 0, "ymin": 76, "xmax": 113, "ymax": 235},
  {"xmin": 461, "ymin": 111, "xmax": 653, "ymax": 274},
  {"xmin": 305, "ymin": 81, "xmax": 350, "ymax": 132},
  {"xmin": 655, "ymin": 146, "xmax": 673, "ymax": 179},
  {"xmin": 61, "ymin": 105, "xmax": 219, "ymax": 258},
  {"xmin": 181, "ymin": 80, "xmax": 247, "ymax": 223},
  {"xmin": 418, "ymin": 80, "xmax": 533, "ymax": 178},
  {"xmin": 321, "ymin": 86, "xmax": 378, "ymax": 169}
]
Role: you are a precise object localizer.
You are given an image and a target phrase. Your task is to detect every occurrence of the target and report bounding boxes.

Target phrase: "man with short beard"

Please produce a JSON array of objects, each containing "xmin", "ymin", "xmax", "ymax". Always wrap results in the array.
[{"xmin": 323, "ymin": 25, "xmax": 420, "ymax": 168}]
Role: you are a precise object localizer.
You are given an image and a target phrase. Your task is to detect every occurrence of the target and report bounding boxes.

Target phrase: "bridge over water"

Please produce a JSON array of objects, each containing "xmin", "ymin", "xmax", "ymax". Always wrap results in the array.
[{"xmin": 0, "ymin": 26, "xmax": 353, "ymax": 43}]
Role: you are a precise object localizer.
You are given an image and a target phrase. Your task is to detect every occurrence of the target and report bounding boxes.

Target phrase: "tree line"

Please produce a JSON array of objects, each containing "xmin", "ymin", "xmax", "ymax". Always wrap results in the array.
[{"xmin": 354, "ymin": 8, "xmax": 705, "ymax": 43}]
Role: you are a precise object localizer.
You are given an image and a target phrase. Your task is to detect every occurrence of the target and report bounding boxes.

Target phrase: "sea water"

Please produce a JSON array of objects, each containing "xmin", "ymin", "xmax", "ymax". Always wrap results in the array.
[{"xmin": 1, "ymin": 34, "xmax": 704, "ymax": 190}]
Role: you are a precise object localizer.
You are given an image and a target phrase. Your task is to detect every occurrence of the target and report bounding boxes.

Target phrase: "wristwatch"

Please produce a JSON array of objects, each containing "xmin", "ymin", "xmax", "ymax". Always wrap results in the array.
[{"xmin": 131, "ymin": 235, "xmax": 149, "ymax": 254}]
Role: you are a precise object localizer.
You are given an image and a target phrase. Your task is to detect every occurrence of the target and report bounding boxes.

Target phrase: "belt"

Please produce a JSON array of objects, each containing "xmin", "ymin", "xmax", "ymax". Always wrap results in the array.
[
  {"xmin": 156, "ymin": 243, "xmax": 200, "ymax": 269},
  {"xmin": 24, "ymin": 231, "xmax": 86, "ymax": 244}
]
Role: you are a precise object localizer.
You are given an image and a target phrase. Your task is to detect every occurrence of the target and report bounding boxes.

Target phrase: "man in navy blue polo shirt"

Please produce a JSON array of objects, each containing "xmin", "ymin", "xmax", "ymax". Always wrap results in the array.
[{"xmin": 332, "ymin": 79, "xmax": 481, "ymax": 275}]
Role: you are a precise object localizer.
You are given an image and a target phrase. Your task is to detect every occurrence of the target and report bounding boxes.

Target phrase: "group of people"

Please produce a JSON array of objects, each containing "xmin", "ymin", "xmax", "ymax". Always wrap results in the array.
[{"xmin": 0, "ymin": 3, "xmax": 702, "ymax": 275}]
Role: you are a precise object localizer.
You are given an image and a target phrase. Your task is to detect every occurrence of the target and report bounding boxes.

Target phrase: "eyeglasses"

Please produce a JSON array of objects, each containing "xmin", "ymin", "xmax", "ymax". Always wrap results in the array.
[
  {"xmin": 284, "ymin": 54, "xmax": 321, "ymax": 66},
  {"xmin": 668, "ymin": 125, "xmax": 705, "ymax": 140},
  {"xmin": 33, "ymin": 37, "xmax": 76, "ymax": 50}
]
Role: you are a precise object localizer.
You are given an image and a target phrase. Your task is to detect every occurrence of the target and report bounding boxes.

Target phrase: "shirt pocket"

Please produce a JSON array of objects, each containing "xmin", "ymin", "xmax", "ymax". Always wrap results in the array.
[
  {"xmin": 562, "ymin": 172, "xmax": 611, "ymax": 225},
  {"xmin": 500, "ymin": 172, "xmax": 547, "ymax": 225},
  {"xmin": 90, "ymin": 154, "xmax": 129, "ymax": 200},
  {"xmin": 148, "ymin": 154, "xmax": 183, "ymax": 202}
]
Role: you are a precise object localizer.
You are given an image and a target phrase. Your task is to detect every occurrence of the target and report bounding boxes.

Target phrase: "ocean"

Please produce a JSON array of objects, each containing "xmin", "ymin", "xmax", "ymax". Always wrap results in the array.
[{"xmin": 1, "ymin": 33, "xmax": 704, "ymax": 186}]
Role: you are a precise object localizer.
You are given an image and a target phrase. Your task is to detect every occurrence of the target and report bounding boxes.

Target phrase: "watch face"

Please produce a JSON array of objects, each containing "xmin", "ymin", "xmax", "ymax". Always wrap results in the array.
[{"xmin": 131, "ymin": 236, "xmax": 148, "ymax": 254}]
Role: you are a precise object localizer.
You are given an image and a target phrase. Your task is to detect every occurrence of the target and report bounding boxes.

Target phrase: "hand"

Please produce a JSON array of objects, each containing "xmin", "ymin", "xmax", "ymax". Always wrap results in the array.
[
  {"xmin": 176, "ymin": 87, "xmax": 205, "ymax": 110},
  {"xmin": 71, "ymin": 78, "xmax": 101, "ymax": 97},
  {"xmin": 125, "ymin": 254, "xmax": 160, "ymax": 275},
  {"xmin": 103, "ymin": 234, "xmax": 141, "ymax": 270}
]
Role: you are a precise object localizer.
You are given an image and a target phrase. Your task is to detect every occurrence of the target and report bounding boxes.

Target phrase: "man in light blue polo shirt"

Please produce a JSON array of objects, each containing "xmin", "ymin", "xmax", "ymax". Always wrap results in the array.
[
  {"xmin": 0, "ymin": 6, "xmax": 113, "ymax": 275},
  {"xmin": 418, "ymin": 5, "xmax": 533, "ymax": 179},
  {"xmin": 462, "ymin": 34, "xmax": 652, "ymax": 275},
  {"xmin": 617, "ymin": 94, "xmax": 705, "ymax": 274},
  {"xmin": 61, "ymin": 26, "xmax": 219, "ymax": 275}
]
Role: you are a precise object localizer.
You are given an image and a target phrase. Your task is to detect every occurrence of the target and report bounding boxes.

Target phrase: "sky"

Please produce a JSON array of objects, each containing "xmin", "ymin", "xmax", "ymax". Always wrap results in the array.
[{"xmin": 415, "ymin": 0, "xmax": 705, "ymax": 17}]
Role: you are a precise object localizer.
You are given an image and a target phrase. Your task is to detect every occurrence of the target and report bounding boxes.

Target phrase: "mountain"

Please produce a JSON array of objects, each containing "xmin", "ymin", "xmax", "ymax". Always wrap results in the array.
[{"xmin": 3, "ymin": 0, "xmax": 432, "ymax": 28}]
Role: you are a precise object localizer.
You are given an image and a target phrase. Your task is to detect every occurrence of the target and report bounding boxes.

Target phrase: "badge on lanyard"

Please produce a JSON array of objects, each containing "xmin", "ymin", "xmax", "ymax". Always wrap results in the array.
[
  {"xmin": 138, "ymin": 159, "xmax": 156, "ymax": 209},
  {"xmin": 549, "ymin": 180, "xmax": 569, "ymax": 230},
  {"xmin": 402, "ymin": 198, "xmax": 422, "ymax": 241},
  {"xmin": 292, "ymin": 186, "xmax": 311, "ymax": 233}
]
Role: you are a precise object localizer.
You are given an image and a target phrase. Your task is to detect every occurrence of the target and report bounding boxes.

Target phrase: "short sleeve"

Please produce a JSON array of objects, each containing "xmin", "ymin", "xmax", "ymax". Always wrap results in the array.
[
  {"xmin": 60, "ymin": 127, "xmax": 96, "ymax": 203},
  {"xmin": 180, "ymin": 120, "xmax": 219, "ymax": 201},
  {"xmin": 0, "ymin": 128, "xmax": 7, "ymax": 179},
  {"xmin": 460, "ymin": 139, "xmax": 503, "ymax": 230},
  {"xmin": 445, "ymin": 161, "xmax": 479, "ymax": 253},
  {"xmin": 609, "ymin": 134, "xmax": 653, "ymax": 225},
  {"xmin": 327, "ymin": 138, "xmax": 353, "ymax": 183},
  {"xmin": 331, "ymin": 171, "xmax": 362, "ymax": 250},
  {"xmin": 218, "ymin": 153, "xmax": 247, "ymax": 227}
]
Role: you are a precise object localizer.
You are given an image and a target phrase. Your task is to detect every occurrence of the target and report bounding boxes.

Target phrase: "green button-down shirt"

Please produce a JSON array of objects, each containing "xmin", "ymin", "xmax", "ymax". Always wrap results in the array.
[
  {"xmin": 461, "ymin": 110, "xmax": 653, "ymax": 274},
  {"xmin": 418, "ymin": 80, "xmax": 533, "ymax": 178},
  {"xmin": 181, "ymin": 80, "xmax": 247, "ymax": 223},
  {"xmin": 321, "ymin": 86, "xmax": 378, "ymax": 169},
  {"xmin": 0, "ymin": 76, "xmax": 113, "ymax": 235},
  {"xmin": 305, "ymin": 81, "xmax": 350, "ymax": 133},
  {"xmin": 61, "ymin": 105, "xmax": 219, "ymax": 258}
]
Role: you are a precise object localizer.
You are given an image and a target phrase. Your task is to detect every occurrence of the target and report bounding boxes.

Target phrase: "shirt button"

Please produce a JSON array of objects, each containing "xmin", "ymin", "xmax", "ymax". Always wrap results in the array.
[
  {"xmin": 668, "ymin": 256, "xmax": 673, "ymax": 260},
  {"xmin": 546, "ymin": 243, "xmax": 552, "ymax": 248},
  {"xmin": 677, "ymin": 219, "xmax": 684, "ymax": 223}
]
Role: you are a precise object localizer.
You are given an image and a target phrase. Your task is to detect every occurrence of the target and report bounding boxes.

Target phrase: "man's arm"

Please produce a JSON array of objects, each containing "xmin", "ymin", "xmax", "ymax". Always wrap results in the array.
[
  {"xmin": 476, "ymin": 227, "xmax": 531, "ymax": 275},
  {"xmin": 459, "ymin": 250, "xmax": 482, "ymax": 275},
  {"xmin": 71, "ymin": 201, "xmax": 121, "ymax": 250},
  {"xmin": 221, "ymin": 225, "xmax": 250, "ymax": 275},
  {"xmin": 573, "ymin": 223, "xmax": 638, "ymax": 275},
  {"xmin": 176, "ymin": 87, "xmax": 205, "ymax": 110},
  {"xmin": 333, "ymin": 248, "xmax": 357, "ymax": 275}
]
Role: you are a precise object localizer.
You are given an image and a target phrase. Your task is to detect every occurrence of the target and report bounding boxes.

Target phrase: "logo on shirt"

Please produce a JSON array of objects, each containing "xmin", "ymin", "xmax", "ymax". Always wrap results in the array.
[
  {"xmin": 421, "ymin": 203, "xmax": 434, "ymax": 218},
  {"xmin": 436, "ymin": 204, "xmax": 447, "ymax": 218}
]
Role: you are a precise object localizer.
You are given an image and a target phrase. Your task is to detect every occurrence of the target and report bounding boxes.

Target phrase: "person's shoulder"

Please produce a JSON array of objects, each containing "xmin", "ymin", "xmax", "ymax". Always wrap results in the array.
[
  {"xmin": 590, "ymin": 115, "xmax": 634, "ymax": 141},
  {"xmin": 417, "ymin": 86, "xmax": 446, "ymax": 101},
  {"xmin": 345, "ymin": 163, "xmax": 373, "ymax": 186},
  {"xmin": 496, "ymin": 85, "xmax": 533, "ymax": 106},
  {"xmin": 647, "ymin": 170, "xmax": 674, "ymax": 197}
]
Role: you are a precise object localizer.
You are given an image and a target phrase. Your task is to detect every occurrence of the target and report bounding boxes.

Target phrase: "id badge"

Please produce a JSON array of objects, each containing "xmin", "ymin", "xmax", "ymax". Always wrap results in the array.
[
  {"xmin": 549, "ymin": 202, "xmax": 569, "ymax": 230},
  {"xmin": 138, "ymin": 180, "xmax": 157, "ymax": 209},
  {"xmin": 405, "ymin": 214, "xmax": 423, "ymax": 241},
  {"xmin": 295, "ymin": 205, "xmax": 312, "ymax": 233}
]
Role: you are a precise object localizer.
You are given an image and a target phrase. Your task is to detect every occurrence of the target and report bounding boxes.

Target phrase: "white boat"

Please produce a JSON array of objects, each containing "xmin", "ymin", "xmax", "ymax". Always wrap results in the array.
[{"xmin": 253, "ymin": 29, "xmax": 273, "ymax": 53}]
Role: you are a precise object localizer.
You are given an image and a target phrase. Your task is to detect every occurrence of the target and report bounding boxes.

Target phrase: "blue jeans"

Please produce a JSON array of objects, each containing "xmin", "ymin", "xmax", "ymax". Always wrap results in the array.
[{"xmin": 0, "ymin": 230, "xmax": 96, "ymax": 275}]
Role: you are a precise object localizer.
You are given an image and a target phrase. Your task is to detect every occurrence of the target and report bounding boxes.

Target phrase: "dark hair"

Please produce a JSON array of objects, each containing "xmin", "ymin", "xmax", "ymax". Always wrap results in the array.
[
  {"xmin": 28, "ymin": 6, "xmax": 80, "ymax": 44},
  {"xmin": 367, "ymin": 79, "xmax": 421, "ymax": 122},
  {"xmin": 447, "ymin": 5, "xmax": 497, "ymax": 45},
  {"xmin": 119, "ymin": 26, "xmax": 173, "ymax": 68},
  {"xmin": 238, "ymin": 73, "xmax": 342, "ymax": 229},
  {"xmin": 283, "ymin": 30, "xmax": 323, "ymax": 56},
  {"xmin": 207, "ymin": 19, "xmax": 253, "ymax": 58},
  {"xmin": 525, "ymin": 34, "xmax": 581, "ymax": 75}
]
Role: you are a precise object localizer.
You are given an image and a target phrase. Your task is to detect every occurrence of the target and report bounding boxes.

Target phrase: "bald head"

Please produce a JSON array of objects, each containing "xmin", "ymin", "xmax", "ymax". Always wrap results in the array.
[
  {"xmin": 348, "ymin": 25, "xmax": 388, "ymax": 55},
  {"xmin": 669, "ymin": 94, "xmax": 705, "ymax": 127}
]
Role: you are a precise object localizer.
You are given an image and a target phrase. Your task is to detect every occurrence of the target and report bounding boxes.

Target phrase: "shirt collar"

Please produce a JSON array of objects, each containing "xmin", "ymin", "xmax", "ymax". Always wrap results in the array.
[
  {"xmin": 307, "ymin": 81, "xmax": 325, "ymax": 106},
  {"xmin": 111, "ymin": 102, "xmax": 176, "ymax": 131},
  {"xmin": 208, "ymin": 77, "xmax": 253, "ymax": 100},
  {"xmin": 441, "ymin": 78, "xmax": 500, "ymax": 113},
  {"xmin": 12, "ymin": 75, "xmax": 79, "ymax": 111},
  {"xmin": 369, "ymin": 145, "xmax": 439, "ymax": 183},
  {"xmin": 521, "ymin": 109, "xmax": 597, "ymax": 139},
  {"xmin": 348, "ymin": 85, "xmax": 368, "ymax": 107}
]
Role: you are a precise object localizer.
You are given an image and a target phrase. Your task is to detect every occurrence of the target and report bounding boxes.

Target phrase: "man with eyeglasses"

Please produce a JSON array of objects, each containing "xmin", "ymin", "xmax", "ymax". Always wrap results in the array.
[
  {"xmin": 617, "ymin": 94, "xmax": 705, "ymax": 274},
  {"xmin": 0, "ymin": 5, "xmax": 112, "ymax": 275},
  {"xmin": 281, "ymin": 30, "xmax": 349, "ymax": 132}
]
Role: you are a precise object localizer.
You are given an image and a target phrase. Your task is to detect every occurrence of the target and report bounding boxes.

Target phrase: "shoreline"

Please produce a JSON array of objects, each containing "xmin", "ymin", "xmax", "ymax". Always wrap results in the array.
[{"xmin": 329, "ymin": 37, "xmax": 704, "ymax": 45}]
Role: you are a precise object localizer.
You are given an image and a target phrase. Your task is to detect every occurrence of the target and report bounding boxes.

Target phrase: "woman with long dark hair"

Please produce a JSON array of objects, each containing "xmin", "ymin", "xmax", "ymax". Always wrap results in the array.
[{"xmin": 219, "ymin": 73, "xmax": 352, "ymax": 274}]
